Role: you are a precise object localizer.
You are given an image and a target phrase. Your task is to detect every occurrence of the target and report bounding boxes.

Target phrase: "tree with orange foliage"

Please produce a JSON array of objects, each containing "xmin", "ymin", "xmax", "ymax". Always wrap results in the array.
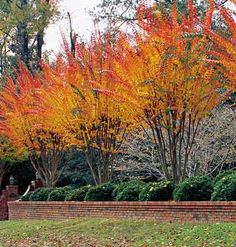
[
  {"xmin": 0, "ymin": 66, "xmax": 70, "ymax": 187},
  {"xmin": 36, "ymin": 33, "xmax": 136, "ymax": 185},
  {"xmin": 113, "ymin": 1, "xmax": 223, "ymax": 184}
]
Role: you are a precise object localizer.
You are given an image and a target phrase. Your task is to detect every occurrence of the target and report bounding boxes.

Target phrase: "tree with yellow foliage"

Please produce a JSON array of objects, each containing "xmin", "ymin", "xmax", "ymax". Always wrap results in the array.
[
  {"xmin": 113, "ymin": 1, "xmax": 224, "ymax": 184},
  {"xmin": 36, "ymin": 34, "xmax": 136, "ymax": 185}
]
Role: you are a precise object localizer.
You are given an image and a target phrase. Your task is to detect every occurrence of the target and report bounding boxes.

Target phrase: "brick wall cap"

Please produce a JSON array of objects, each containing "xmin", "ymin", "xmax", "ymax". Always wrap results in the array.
[{"xmin": 8, "ymin": 201, "xmax": 236, "ymax": 206}]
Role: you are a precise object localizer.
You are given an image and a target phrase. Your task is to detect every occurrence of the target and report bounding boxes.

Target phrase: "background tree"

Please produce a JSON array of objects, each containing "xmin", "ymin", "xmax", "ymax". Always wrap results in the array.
[
  {"xmin": 115, "ymin": 129, "xmax": 162, "ymax": 179},
  {"xmin": 56, "ymin": 149, "xmax": 94, "ymax": 187},
  {"xmin": 0, "ymin": 0, "xmax": 58, "ymax": 78},
  {"xmin": 90, "ymin": 0, "xmax": 205, "ymax": 32},
  {"xmin": 190, "ymin": 105, "xmax": 236, "ymax": 176},
  {"xmin": 90, "ymin": 0, "xmax": 139, "ymax": 31}
]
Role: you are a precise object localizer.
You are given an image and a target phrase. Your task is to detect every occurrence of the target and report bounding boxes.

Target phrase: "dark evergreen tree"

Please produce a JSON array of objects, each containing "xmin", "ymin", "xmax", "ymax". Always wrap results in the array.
[{"xmin": 0, "ymin": 0, "xmax": 58, "ymax": 78}]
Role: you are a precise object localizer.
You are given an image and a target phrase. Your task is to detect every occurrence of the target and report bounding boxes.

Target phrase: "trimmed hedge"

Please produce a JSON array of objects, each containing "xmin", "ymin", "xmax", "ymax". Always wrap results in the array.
[
  {"xmin": 29, "ymin": 188, "xmax": 54, "ymax": 201},
  {"xmin": 47, "ymin": 186, "xmax": 72, "ymax": 201},
  {"xmin": 115, "ymin": 181, "xmax": 146, "ymax": 201},
  {"xmin": 65, "ymin": 185, "xmax": 92, "ymax": 201},
  {"xmin": 21, "ymin": 172, "xmax": 236, "ymax": 202},
  {"xmin": 113, "ymin": 180, "xmax": 145, "ymax": 201},
  {"xmin": 173, "ymin": 176, "xmax": 213, "ymax": 201},
  {"xmin": 139, "ymin": 181, "xmax": 174, "ymax": 201},
  {"xmin": 85, "ymin": 183, "xmax": 115, "ymax": 201},
  {"xmin": 212, "ymin": 173, "xmax": 236, "ymax": 201}
]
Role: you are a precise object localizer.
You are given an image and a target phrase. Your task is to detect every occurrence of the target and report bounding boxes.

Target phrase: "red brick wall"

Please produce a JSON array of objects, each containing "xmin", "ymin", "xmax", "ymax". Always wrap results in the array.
[{"xmin": 8, "ymin": 201, "xmax": 236, "ymax": 223}]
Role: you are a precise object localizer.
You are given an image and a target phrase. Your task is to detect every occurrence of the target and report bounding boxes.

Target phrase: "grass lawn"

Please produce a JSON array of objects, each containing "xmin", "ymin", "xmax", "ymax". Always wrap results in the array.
[{"xmin": 0, "ymin": 218, "xmax": 235, "ymax": 247}]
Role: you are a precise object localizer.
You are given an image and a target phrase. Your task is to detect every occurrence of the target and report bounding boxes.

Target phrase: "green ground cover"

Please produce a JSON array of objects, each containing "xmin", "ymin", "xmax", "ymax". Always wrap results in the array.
[{"xmin": 0, "ymin": 218, "xmax": 235, "ymax": 246}]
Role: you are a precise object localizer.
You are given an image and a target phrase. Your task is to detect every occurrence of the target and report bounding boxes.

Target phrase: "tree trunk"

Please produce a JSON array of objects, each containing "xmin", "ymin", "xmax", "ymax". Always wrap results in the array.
[
  {"xmin": 35, "ymin": 0, "xmax": 50, "ymax": 69},
  {"xmin": 0, "ymin": 162, "xmax": 7, "ymax": 189},
  {"xmin": 84, "ymin": 149, "xmax": 113, "ymax": 185},
  {"xmin": 17, "ymin": 0, "xmax": 29, "ymax": 68},
  {"xmin": 30, "ymin": 153, "xmax": 61, "ymax": 188}
]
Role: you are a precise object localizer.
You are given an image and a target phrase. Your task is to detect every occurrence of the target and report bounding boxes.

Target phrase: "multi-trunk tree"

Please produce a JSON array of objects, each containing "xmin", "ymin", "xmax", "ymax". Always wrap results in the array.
[
  {"xmin": 112, "ymin": 1, "xmax": 224, "ymax": 184},
  {"xmin": 36, "ymin": 34, "xmax": 136, "ymax": 185},
  {"xmin": 0, "ymin": 66, "xmax": 70, "ymax": 187},
  {"xmin": 67, "ymin": 35, "xmax": 135, "ymax": 185}
]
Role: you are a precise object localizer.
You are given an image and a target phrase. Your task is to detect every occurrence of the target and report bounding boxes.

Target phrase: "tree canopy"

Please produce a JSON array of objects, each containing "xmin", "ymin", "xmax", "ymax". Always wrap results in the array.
[{"xmin": 0, "ymin": 0, "xmax": 235, "ymax": 186}]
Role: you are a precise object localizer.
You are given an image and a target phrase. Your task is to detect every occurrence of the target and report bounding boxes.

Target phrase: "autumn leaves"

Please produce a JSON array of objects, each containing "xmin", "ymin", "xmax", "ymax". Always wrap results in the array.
[{"xmin": 0, "ymin": 0, "xmax": 235, "ymax": 186}]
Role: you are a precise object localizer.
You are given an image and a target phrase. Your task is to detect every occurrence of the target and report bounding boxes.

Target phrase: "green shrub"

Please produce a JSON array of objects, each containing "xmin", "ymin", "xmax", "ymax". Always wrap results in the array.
[
  {"xmin": 113, "ymin": 180, "xmax": 145, "ymax": 200},
  {"xmin": 20, "ymin": 191, "xmax": 33, "ymax": 201},
  {"xmin": 65, "ymin": 185, "xmax": 92, "ymax": 201},
  {"xmin": 85, "ymin": 183, "xmax": 115, "ymax": 201},
  {"xmin": 29, "ymin": 188, "xmax": 54, "ymax": 201},
  {"xmin": 214, "ymin": 170, "xmax": 236, "ymax": 184},
  {"xmin": 47, "ymin": 186, "xmax": 72, "ymax": 201},
  {"xmin": 212, "ymin": 173, "xmax": 236, "ymax": 201},
  {"xmin": 115, "ymin": 181, "xmax": 146, "ymax": 201},
  {"xmin": 139, "ymin": 181, "xmax": 174, "ymax": 201},
  {"xmin": 173, "ymin": 176, "xmax": 213, "ymax": 201}
]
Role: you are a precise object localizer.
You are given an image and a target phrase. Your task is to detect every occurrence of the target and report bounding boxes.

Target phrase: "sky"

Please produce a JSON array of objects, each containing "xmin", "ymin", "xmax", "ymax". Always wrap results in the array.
[{"xmin": 45, "ymin": 0, "xmax": 101, "ymax": 53}]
